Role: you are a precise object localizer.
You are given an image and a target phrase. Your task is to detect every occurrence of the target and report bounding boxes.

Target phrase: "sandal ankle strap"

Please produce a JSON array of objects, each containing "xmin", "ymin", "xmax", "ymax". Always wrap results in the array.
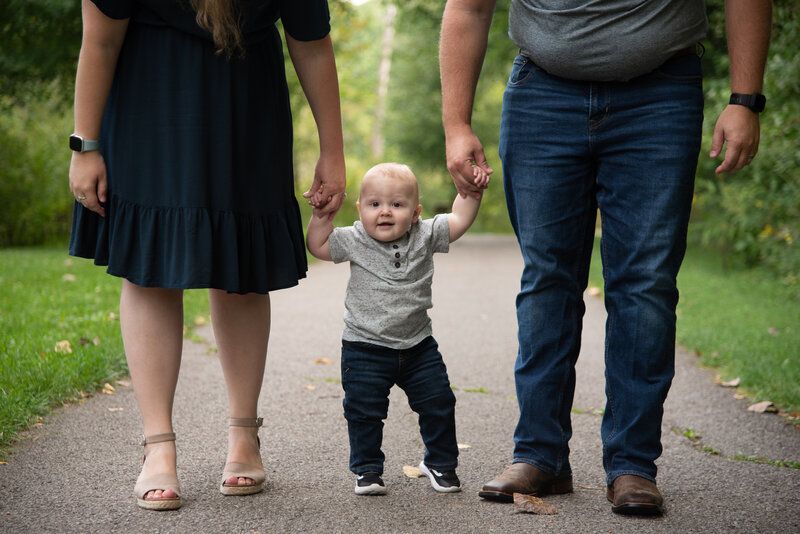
[
  {"xmin": 229, "ymin": 417, "xmax": 263, "ymax": 428},
  {"xmin": 139, "ymin": 432, "xmax": 176, "ymax": 446}
]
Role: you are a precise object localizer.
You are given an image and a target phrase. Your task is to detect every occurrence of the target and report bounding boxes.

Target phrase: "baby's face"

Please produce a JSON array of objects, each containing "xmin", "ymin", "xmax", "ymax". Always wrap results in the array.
[{"xmin": 357, "ymin": 173, "xmax": 421, "ymax": 242}]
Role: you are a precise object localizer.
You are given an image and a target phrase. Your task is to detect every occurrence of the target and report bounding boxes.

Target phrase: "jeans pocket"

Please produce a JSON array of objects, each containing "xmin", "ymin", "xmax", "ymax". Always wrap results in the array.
[{"xmin": 508, "ymin": 55, "xmax": 536, "ymax": 87}]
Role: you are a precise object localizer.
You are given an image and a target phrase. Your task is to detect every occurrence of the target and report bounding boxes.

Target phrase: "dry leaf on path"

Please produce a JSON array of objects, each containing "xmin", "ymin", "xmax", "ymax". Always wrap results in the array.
[
  {"xmin": 403, "ymin": 465, "xmax": 422, "ymax": 478},
  {"xmin": 194, "ymin": 316, "xmax": 207, "ymax": 326},
  {"xmin": 101, "ymin": 383, "xmax": 115, "ymax": 395},
  {"xmin": 108, "ymin": 407, "xmax": 124, "ymax": 412},
  {"xmin": 748, "ymin": 400, "xmax": 777, "ymax": 413},
  {"xmin": 457, "ymin": 443, "xmax": 471, "ymax": 450},
  {"xmin": 721, "ymin": 377, "xmax": 740, "ymax": 387},
  {"xmin": 513, "ymin": 493, "xmax": 558, "ymax": 515},
  {"xmin": 314, "ymin": 357, "xmax": 333, "ymax": 365},
  {"xmin": 304, "ymin": 385, "xmax": 317, "ymax": 390}
]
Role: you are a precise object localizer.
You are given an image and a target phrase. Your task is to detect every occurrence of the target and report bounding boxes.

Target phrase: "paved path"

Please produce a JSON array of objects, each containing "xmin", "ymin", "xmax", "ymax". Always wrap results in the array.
[{"xmin": 1, "ymin": 236, "xmax": 798, "ymax": 533}]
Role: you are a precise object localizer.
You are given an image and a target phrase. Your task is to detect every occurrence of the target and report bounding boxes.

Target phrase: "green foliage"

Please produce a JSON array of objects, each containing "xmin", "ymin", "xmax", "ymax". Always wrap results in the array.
[
  {"xmin": 693, "ymin": 0, "xmax": 800, "ymax": 296},
  {"xmin": 0, "ymin": 247, "xmax": 211, "ymax": 460},
  {"xmin": 0, "ymin": 86, "xmax": 74, "ymax": 246},
  {"xmin": 0, "ymin": 0, "xmax": 82, "ymax": 97}
]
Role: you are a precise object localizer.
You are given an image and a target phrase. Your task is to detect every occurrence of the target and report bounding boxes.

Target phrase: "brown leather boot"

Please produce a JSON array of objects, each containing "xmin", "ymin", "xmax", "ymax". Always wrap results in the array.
[
  {"xmin": 478, "ymin": 462, "xmax": 573, "ymax": 502},
  {"xmin": 607, "ymin": 474, "xmax": 664, "ymax": 516}
]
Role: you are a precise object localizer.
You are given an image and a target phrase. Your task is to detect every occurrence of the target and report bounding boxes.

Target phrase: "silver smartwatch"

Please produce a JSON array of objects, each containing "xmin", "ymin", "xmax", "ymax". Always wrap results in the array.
[{"xmin": 69, "ymin": 134, "xmax": 99, "ymax": 152}]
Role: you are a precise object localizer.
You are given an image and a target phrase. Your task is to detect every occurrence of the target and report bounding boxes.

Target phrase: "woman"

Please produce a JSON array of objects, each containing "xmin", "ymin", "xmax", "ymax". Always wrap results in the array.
[{"xmin": 68, "ymin": 0, "xmax": 345, "ymax": 510}]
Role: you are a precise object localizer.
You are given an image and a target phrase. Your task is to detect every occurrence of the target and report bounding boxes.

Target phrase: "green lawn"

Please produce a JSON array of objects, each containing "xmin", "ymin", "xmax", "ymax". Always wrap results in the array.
[
  {"xmin": 0, "ymin": 247, "xmax": 210, "ymax": 460},
  {"xmin": 587, "ymin": 238, "xmax": 800, "ymax": 416}
]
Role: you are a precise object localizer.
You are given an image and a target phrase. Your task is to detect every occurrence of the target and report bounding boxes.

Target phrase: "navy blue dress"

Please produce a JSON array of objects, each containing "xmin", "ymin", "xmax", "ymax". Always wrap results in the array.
[{"xmin": 69, "ymin": 0, "xmax": 330, "ymax": 294}]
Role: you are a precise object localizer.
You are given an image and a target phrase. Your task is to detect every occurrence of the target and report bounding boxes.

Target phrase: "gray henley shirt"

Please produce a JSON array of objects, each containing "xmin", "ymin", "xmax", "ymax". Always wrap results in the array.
[{"xmin": 329, "ymin": 214, "xmax": 450, "ymax": 350}]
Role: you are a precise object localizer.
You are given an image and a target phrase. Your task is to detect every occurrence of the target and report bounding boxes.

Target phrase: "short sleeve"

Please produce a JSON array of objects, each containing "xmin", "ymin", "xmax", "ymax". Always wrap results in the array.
[
  {"xmin": 431, "ymin": 214, "xmax": 450, "ymax": 254},
  {"xmin": 329, "ymin": 226, "xmax": 355, "ymax": 264},
  {"xmin": 90, "ymin": 0, "xmax": 134, "ymax": 19},
  {"xmin": 279, "ymin": 0, "xmax": 330, "ymax": 41}
]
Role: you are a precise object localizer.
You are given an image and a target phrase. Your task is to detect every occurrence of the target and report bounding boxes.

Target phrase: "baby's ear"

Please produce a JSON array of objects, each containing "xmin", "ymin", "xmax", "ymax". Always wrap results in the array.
[
  {"xmin": 413, "ymin": 204, "xmax": 422, "ymax": 222},
  {"xmin": 356, "ymin": 200, "xmax": 361, "ymax": 215}
]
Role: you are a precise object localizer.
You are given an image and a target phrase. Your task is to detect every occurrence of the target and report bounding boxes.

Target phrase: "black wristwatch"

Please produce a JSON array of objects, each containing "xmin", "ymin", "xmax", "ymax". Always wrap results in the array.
[
  {"xmin": 69, "ymin": 134, "xmax": 99, "ymax": 152},
  {"xmin": 729, "ymin": 93, "xmax": 766, "ymax": 113}
]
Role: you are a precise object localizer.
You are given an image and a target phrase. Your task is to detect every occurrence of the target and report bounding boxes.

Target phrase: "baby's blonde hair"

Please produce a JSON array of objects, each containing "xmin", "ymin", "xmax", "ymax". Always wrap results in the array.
[{"xmin": 360, "ymin": 163, "xmax": 419, "ymax": 203}]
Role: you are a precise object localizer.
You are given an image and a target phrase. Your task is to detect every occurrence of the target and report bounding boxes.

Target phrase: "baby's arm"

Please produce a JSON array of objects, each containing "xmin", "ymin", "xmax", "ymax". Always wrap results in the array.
[
  {"xmin": 447, "ymin": 165, "xmax": 486, "ymax": 242},
  {"xmin": 306, "ymin": 209, "xmax": 334, "ymax": 261}
]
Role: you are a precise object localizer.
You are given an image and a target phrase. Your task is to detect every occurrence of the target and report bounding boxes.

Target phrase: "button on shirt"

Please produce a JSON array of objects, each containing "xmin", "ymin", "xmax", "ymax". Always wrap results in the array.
[{"xmin": 328, "ymin": 214, "xmax": 450, "ymax": 349}]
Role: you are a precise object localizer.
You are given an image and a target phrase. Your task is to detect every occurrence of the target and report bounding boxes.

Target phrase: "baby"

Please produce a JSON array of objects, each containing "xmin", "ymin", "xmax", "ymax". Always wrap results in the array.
[{"xmin": 306, "ymin": 162, "xmax": 487, "ymax": 495}]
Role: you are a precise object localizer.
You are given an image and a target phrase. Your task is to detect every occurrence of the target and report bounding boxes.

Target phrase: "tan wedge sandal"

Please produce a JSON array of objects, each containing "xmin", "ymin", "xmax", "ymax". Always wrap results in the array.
[
  {"xmin": 219, "ymin": 417, "xmax": 265, "ymax": 496},
  {"xmin": 134, "ymin": 432, "xmax": 182, "ymax": 510}
]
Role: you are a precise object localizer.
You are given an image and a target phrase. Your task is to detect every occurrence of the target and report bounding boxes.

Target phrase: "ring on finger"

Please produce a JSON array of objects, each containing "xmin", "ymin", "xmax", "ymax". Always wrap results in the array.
[{"xmin": 77, "ymin": 195, "xmax": 87, "ymax": 201}]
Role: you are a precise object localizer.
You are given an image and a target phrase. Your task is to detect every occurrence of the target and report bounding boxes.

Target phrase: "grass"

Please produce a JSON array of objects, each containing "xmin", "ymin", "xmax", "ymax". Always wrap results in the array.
[
  {"xmin": 587, "ymin": 237, "xmax": 800, "ymax": 415},
  {"xmin": 0, "ymin": 247, "xmax": 211, "ymax": 460}
]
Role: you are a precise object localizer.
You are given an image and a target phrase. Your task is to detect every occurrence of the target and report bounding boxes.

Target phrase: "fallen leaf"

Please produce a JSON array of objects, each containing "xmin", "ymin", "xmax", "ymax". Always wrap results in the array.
[
  {"xmin": 92, "ymin": 337, "xmax": 101, "ymax": 346},
  {"xmin": 767, "ymin": 327, "xmax": 779, "ymax": 336},
  {"xmin": 457, "ymin": 443, "xmax": 471, "ymax": 450},
  {"xmin": 117, "ymin": 379, "xmax": 131, "ymax": 387},
  {"xmin": 304, "ymin": 385, "xmax": 317, "ymax": 390},
  {"xmin": 78, "ymin": 337, "xmax": 92, "ymax": 346},
  {"xmin": 748, "ymin": 401, "xmax": 777, "ymax": 413},
  {"xmin": 587, "ymin": 286, "xmax": 601, "ymax": 297},
  {"xmin": 101, "ymin": 383, "xmax": 115, "ymax": 394},
  {"xmin": 403, "ymin": 465, "xmax": 423, "ymax": 478},
  {"xmin": 62, "ymin": 273, "xmax": 76, "ymax": 282},
  {"xmin": 194, "ymin": 315, "xmax": 207, "ymax": 326},
  {"xmin": 721, "ymin": 377, "xmax": 740, "ymax": 387},
  {"xmin": 63, "ymin": 259, "xmax": 73, "ymax": 266},
  {"xmin": 514, "ymin": 493, "xmax": 558, "ymax": 515},
  {"xmin": 314, "ymin": 357, "xmax": 333, "ymax": 365},
  {"xmin": 108, "ymin": 407, "xmax": 124, "ymax": 412},
  {"xmin": 54, "ymin": 340, "xmax": 72, "ymax": 354},
  {"xmin": 734, "ymin": 393, "xmax": 747, "ymax": 399}
]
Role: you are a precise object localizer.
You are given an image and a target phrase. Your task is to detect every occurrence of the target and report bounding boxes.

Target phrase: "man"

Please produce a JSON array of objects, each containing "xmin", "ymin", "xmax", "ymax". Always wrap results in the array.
[{"xmin": 439, "ymin": 0, "xmax": 771, "ymax": 516}]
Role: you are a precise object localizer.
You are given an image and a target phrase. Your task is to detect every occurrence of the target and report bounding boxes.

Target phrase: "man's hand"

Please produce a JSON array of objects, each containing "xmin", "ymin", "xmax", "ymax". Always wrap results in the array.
[
  {"xmin": 445, "ymin": 126, "xmax": 493, "ymax": 199},
  {"xmin": 710, "ymin": 104, "xmax": 761, "ymax": 174}
]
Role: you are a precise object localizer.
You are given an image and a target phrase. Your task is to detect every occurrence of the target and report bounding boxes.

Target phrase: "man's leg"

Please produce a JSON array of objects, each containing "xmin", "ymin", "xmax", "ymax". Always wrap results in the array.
[
  {"xmin": 481, "ymin": 56, "xmax": 595, "ymax": 501},
  {"xmin": 595, "ymin": 54, "xmax": 704, "ymax": 514}
]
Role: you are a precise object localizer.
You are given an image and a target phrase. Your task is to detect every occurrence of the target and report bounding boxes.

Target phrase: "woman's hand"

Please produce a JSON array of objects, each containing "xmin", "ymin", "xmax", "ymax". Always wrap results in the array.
[
  {"xmin": 69, "ymin": 151, "xmax": 108, "ymax": 217},
  {"xmin": 304, "ymin": 150, "xmax": 346, "ymax": 219}
]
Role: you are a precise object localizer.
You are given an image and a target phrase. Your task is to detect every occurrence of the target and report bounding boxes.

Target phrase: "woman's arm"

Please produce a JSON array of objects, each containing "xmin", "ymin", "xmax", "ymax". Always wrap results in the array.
[
  {"xmin": 285, "ymin": 33, "xmax": 346, "ymax": 219},
  {"xmin": 69, "ymin": 0, "xmax": 129, "ymax": 216}
]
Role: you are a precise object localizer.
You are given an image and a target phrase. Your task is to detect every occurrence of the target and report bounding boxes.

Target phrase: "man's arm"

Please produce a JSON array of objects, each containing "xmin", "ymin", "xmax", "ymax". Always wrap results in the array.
[
  {"xmin": 440, "ymin": 0, "xmax": 497, "ymax": 199},
  {"xmin": 710, "ymin": 0, "xmax": 772, "ymax": 174},
  {"xmin": 306, "ymin": 211, "xmax": 334, "ymax": 261}
]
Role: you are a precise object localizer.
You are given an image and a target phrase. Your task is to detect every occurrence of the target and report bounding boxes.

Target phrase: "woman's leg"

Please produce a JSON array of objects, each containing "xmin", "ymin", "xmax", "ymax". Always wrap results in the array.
[
  {"xmin": 120, "ymin": 280, "xmax": 184, "ymax": 500},
  {"xmin": 209, "ymin": 289, "xmax": 270, "ymax": 486}
]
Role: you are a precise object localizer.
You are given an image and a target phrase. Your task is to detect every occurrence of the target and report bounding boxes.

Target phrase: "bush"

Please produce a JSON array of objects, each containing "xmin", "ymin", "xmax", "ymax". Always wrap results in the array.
[
  {"xmin": 0, "ymin": 84, "xmax": 73, "ymax": 246},
  {"xmin": 692, "ymin": 0, "xmax": 800, "ymax": 296}
]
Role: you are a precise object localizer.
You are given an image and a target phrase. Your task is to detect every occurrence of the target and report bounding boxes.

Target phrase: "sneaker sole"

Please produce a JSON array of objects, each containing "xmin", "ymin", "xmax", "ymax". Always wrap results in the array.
[
  {"xmin": 418, "ymin": 461, "xmax": 462, "ymax": 493},
  {"xmin": 354, "ymin": 483, "xmax": 387, "ymax": 496}
]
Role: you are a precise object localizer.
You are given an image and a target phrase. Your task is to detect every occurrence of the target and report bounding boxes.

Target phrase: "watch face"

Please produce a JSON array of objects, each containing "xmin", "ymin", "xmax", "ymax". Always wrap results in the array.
[{"xmin": 69, "ymin": 135, "xmax": 83, "ymax": 151}]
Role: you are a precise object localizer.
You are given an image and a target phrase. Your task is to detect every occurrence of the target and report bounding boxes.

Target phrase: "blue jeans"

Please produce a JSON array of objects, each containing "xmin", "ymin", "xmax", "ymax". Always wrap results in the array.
[
  {"xmin": 499, "ymin": 53, "xmax": 703, "ymax": 485},
  {"xmin": 341, "ymin": 336, "xmax": 458, "ymax": 475}
]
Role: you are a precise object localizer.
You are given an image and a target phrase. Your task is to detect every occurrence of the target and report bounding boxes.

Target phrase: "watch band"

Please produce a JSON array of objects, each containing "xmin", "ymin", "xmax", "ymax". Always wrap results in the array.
[{"xmin": 729, "ymin": 93, "xmax": 766, "ymax": 113}]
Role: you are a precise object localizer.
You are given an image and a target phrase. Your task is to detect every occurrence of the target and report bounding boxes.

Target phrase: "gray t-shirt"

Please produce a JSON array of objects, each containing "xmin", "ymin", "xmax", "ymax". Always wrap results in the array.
[
  {"xmin": 508, "ymin": 0, "xmax": 708, "ymax": 81},
  {"xmin": 329, "ymin": 214, "xmax": 450, "ymax": 349}
]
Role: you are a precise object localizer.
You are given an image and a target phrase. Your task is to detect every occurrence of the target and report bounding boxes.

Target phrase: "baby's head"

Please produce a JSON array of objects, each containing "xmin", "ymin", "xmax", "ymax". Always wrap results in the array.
[{"xmin": 357, "ymin": 163, "xmax": 422, "ymax": 242}]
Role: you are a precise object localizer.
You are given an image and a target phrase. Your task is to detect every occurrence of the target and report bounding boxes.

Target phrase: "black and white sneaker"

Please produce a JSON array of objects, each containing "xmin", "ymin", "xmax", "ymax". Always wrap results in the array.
[
  {"xmin": 419, "ymin": 461, "xmax": 462, "ymax": 493},
  {"xmin": 355, "ymin": 472, "xmax": 387, "ymax": 495}
]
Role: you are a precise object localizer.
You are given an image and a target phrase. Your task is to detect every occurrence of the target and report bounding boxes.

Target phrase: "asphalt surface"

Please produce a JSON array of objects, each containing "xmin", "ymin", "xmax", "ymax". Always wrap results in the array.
[{"xmin": 1, "ymin": 235, "xmax": 798, "ymax": 533}]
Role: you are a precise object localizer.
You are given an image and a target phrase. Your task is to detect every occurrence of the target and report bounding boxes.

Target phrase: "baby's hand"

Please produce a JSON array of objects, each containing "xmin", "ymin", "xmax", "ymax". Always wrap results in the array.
[{"xmin": 473, "ymin": 165, "xmax": 490, "ymax": 189}]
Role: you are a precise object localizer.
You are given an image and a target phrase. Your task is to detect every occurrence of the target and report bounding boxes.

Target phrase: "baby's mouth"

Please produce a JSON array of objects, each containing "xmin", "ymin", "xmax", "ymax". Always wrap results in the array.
[{"xmin": 377, "ymin": 222, "xmax": 393, "ymax": 227}]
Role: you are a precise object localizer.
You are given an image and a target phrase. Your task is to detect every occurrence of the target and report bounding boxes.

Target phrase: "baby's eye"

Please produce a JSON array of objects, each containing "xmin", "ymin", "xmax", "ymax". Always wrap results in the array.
[
  {"xmin": 370, "ymin": 201, "xmax": 380, "ymax": 207},
  {"xmin": 392, "ymin": 202, "xmax": 402, "ymax": 208}
]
